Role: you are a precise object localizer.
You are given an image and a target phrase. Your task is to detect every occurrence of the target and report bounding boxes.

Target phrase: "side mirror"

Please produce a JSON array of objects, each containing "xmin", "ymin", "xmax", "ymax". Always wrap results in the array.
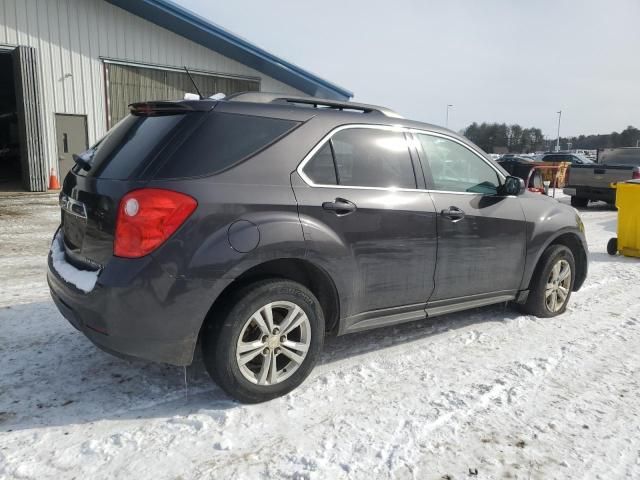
[{"xmin": 501, "ymin": 176, "xmax": 525, "ymax": 196}]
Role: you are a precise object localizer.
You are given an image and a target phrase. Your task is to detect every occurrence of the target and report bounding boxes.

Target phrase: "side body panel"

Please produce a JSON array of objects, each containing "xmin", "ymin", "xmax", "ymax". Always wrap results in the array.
[
  {"xmin": 427, "ymin": 192, "xmax": 527, "ymax": 302},
  {"xmin": 518, "ymin": 193, "xmax": 588, "ymax": 291},
  {"xmin": 291, "ymin": 173, "xmax": 438, "ymax": 331}
]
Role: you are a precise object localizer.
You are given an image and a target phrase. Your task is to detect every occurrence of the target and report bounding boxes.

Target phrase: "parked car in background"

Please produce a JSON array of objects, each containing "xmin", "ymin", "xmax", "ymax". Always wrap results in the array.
[
  {"xmin": 497, "ymin": 155, "xmax": 546, "ymax": 193},
  {"xmin": 541, "ymin": 152, "xmax": 595, "ymax": 165},
  {"xmin": 564, "ymin": 147, "xmax": 640, "ymax": 207},
  {"xmin": 47, "ymin": 93, "xmax": 588, "ymax": 403}
]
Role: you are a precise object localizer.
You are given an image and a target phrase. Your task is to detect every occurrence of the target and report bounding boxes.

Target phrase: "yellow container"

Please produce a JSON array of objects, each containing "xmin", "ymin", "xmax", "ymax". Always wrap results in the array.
[{"xmin": 610, "ymin": 180, "xmax": 640, "ymax": 258}]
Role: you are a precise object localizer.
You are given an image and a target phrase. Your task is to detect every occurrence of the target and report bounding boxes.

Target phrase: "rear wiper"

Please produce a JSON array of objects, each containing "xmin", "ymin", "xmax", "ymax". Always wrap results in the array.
[{"xmin": 73, "ymin": 150, "xmax": 93, "ymax": 171}]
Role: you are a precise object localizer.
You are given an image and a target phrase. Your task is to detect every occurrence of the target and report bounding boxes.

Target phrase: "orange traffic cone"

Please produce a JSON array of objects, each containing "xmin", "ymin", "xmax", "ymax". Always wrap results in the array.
[{"xmin": 48, "ymin": 167, "xmax": 61, "ymax": 190}]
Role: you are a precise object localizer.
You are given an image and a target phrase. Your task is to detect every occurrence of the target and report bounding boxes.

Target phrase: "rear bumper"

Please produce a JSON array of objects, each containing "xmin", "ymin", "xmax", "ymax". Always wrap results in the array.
[{"xmin": 47, "ymin": 247, "xmax": 231, "ymax": 366}]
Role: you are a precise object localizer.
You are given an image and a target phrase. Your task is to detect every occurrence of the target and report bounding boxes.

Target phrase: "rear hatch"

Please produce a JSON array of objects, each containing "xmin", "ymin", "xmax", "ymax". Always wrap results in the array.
[{"xmin": 59, "ymin": 101, "xmax": 210, "ymax": 270}]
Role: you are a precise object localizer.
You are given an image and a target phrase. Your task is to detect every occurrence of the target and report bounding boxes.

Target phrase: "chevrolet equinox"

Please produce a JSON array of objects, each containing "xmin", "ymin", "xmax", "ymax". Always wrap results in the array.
[{"xmin": 48, "ymin": 92, "xmax": 588, "ymax": 403}]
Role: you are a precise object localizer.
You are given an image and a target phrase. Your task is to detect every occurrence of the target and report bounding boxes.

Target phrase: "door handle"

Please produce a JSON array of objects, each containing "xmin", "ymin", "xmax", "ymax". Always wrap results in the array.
[
  {"xmin": 441, "ymin": 206, "xmax": 465, "ymax": 222},
  {"xmin": 322, "ymin": 198, "xmax": 357, "ymax": 216}
]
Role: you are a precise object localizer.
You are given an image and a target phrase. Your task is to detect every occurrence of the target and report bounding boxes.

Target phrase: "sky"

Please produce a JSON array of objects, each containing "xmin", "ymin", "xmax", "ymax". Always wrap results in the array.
[{"xmin": 175, "ymin": 0, "xmax": 639, "ymax": 138}]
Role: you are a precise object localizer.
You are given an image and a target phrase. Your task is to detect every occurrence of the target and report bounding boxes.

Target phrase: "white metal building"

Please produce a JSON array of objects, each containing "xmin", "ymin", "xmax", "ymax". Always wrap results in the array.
[{"xmin": 0, "ymin": 0, "xmax": 352, "ymax": 191}]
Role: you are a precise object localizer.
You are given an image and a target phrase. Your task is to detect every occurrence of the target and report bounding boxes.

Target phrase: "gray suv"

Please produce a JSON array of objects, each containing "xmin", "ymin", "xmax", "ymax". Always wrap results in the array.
[{"xmin": 48, "ymin": 93, "xmax": 588, "ymax": 402}]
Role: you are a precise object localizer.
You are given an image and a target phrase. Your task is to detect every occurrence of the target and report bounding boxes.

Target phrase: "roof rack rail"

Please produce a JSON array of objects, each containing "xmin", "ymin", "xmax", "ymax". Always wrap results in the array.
[{"xmin": 226, "ymin": 92, "xmax": 402, "ymax": 118}]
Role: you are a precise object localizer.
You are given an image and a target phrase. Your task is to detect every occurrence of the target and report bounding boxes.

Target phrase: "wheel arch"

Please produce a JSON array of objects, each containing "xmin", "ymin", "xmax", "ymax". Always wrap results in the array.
[
  {"xmin": 548, "ymin": 232, "xmax": 588, "ymax": 291},
  {"xmin": 199, "ymin": 258, "xmax": 341, "ymax": 344},
  {"xmin": 525, "ymin": 231, "xmax": 588, "ymax": 293}
]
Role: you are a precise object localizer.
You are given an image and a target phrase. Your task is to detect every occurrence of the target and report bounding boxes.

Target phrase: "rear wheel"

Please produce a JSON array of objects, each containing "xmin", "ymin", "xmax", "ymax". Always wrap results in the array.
[
  {"xmin": 202, "ymin": 279, "xmax": 324, "ymax": 403},
  {"xmin": 607, "ymin": 237, "xmax": 618, "ymax": 256},
  {"xmin": 520, "ymin": 245, "xmax": 575, "ymax": 318},
  {"xmin": 570, "ymin": 196, "xmax": 589, "ymax": 208}
]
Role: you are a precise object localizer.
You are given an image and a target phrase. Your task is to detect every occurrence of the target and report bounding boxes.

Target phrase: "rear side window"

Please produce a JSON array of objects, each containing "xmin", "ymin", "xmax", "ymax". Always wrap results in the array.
[
  {"xmin": 304, "ymin": 128, "xmax": 416, "ymax": 189},
  {"xmin": 304, "ymin": 143, "xmax": 337, "ymax": 185},
  {"xmin": 155, "ymin": 112, "xmax": 300, "ymax": 178},
  {"xmin": 78, "ymin": 113, "xmax": 195, "ymax": 179}
]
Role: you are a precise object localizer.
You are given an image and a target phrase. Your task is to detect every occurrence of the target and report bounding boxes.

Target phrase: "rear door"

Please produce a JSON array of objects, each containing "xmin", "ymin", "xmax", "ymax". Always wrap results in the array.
[
  {"xmin": 292, "ymin": 125, "xmax": 438, "ymax": 327},
  {"xmin": 413, "ymin": 131, "xmax": 527, "ymax": 305}
]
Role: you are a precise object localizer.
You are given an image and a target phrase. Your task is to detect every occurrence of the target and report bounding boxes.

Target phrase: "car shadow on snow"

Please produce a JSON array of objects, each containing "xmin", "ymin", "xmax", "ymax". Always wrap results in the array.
[{"xmin": 0, "ymin": 299, "xmax": 523, "ymax": 432}]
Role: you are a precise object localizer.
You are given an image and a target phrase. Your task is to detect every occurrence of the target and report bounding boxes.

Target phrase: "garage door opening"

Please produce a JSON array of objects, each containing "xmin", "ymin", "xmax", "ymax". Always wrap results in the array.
[
  {"xmin": 0, "ymin": 47, "xmax": 46, "ymax": 192},
  {"xmin": 0, "ymin": 52, "xmax": 21, "ymax": 190}
]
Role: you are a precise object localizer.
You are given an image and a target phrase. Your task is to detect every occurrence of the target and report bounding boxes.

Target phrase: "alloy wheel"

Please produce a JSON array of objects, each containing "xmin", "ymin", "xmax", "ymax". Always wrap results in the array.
[
  {"xmin": 545, "ymin": 259, "xmax": 572, "ymax": 312},
  {"xmin": 235, "ymin": 301, "xmax": 311, "ymax": 385}
]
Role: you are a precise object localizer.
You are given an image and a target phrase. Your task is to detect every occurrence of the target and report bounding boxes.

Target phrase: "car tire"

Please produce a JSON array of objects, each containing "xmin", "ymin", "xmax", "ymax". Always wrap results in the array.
[
  {"xmin": 519, "ymin": 245, "xmax": 576, "ymax": 318},
  {"xmin": 202, "ymin": 279, "xmax": 325, "ymax": 403},
  {"xmin": 607, "ymin": 237, "xmax": 618, "ymax": 256},
  {"xmin": 570, "ymin": 196, "xmax": 589, "ymax": 208}
]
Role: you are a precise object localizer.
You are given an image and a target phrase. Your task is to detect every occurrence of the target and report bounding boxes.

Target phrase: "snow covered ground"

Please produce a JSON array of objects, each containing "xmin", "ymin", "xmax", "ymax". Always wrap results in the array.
[{"xmin": 1, "ymin": 192, "xmax": 639, "ymax": 480}]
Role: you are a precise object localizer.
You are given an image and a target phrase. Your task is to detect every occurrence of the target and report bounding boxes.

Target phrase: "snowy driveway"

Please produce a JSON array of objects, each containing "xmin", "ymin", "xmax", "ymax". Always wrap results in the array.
[{"xmin": 1, "ymin": 193, "xmax": 639, "ymax": 479}]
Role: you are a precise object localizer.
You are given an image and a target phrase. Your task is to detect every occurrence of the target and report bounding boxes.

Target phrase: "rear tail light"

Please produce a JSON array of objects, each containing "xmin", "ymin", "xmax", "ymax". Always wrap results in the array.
[
  {"xmin": 114, "ymin": 188, "xmax": 197, "ymax": 258},
  {"xmin": 633, "ymin": 167, "xmax": 640, "ymax": 180}
]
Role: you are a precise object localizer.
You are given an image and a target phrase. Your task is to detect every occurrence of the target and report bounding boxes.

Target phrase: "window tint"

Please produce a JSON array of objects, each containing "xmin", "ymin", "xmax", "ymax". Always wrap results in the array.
[
  {"xmin": 304, "ymin": 143, "xmax": 337, "ymax": 185},
  {"xmin": 329, "ymin": 128, "xmax": 416, "ymax": 189},
  {"xmin": 155, "ymin": 112, "xmax": 299, "ymax": 178},
  {"xmin": 80, "ymin": 113, "xmax": 195, "ymax": 179},
  {"xmin": 418, "ymin": 134, "xmax": 501, "ymax": 194}
]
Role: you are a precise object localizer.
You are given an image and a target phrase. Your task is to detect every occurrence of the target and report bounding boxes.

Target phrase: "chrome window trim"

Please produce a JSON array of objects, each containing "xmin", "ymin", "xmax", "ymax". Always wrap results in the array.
[
  {"xmin": 297, "ymin": 124, "xmax": 417, "ymax": 191},
  {"xmin": 297, "ymin": 124, "xmax": 506, "ymax": 195}
]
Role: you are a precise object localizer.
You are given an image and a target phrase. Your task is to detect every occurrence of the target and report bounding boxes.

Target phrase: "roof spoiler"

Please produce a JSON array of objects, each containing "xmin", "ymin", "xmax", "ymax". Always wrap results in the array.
[{"xmin": 129, "ymin": 100, "xmax": 215, "ymax": 116}]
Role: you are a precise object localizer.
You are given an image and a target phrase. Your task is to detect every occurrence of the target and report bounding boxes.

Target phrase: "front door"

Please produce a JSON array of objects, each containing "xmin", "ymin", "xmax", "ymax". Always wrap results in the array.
[
  {"xmin": 292, "ymin": 125, "xmax": 438, "ymax": 329},
  {"xmin": 55, "ymin": 114, "xmax": 88, "ymax": 179},
  {"xmin": 414, "ymin": 132, "xmax": 527, "ymax": 303}
]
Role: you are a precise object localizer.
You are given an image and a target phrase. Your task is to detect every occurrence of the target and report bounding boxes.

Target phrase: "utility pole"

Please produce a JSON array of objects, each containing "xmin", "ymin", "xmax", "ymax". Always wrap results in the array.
[
  {"xmin": 555, "ymin": 110, "xmax": 562, "ymax": 151},
  {"xmin": 446, "ymin": 104, "xmax": 453, "ymax": 129}
]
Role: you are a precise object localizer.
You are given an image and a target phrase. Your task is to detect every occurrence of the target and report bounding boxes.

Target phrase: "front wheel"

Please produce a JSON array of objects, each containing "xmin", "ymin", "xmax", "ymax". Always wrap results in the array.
[
  {"xmin": 607, "ymin": 237, "xmax": 618, "ymax": 256},
  {"xmin": 520, "ymin": 245, "xmax": 575, "ymax": 318},
  {"xmin": 202, "ymin": 279, "xmax": 325, "ymax": 403}
]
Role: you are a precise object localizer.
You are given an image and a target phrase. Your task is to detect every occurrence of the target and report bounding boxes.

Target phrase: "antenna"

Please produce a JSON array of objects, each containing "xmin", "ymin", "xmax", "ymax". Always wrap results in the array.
[{"xmin": 183, "ymin": 66, "xmax": 203, "ymax": 99}]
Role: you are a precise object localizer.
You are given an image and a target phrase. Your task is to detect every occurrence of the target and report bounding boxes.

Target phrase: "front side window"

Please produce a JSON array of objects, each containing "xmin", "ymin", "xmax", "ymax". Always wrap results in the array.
[
  {"xmin": 303, "ymin": 128, "xmax": 417, "ymax": 189},
  {"xmin": 417, "ymin": 134, "xmax": 501, "ymax": 194}
]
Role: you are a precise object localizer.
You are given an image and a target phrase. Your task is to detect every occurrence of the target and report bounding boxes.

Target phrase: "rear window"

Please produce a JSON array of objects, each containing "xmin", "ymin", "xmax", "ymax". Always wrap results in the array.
[
  {"xmin": 601, "ymin": 151, "xmax": 640, "ymax": 165},
  {"xmin": 154, "ymin": 112, "xmax": 300, "ymax": 179},
  {"xmin": 77, "ymin": 113, "xmax": 198, "ymax": 179}
]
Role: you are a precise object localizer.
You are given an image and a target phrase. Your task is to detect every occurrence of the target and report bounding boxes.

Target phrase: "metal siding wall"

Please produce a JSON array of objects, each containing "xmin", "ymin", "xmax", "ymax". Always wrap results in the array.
[
  {"xmin": 0, "ymin": 0, "xmax": 305, "ymax": 188},
  {"xmin": 106, "ymin": 63, "xmax": 261, "ymax": 125}
]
